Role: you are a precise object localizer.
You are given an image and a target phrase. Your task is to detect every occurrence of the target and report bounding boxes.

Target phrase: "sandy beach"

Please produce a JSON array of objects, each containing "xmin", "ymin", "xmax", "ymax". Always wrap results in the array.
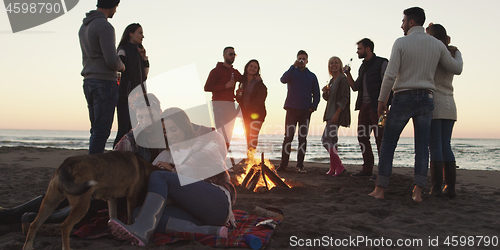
[{"xmin": 1, "ymin": 146, "xmax": 499, "ymax": 249}]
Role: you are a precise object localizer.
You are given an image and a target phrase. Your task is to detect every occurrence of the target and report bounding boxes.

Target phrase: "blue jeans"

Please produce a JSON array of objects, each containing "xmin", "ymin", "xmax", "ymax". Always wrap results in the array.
[
  {"xmin": 280, "ymin": 108, "xmax": 312, "ymax": 168},
  {"xmin": 429, "ymin": 119, "xmax": 455, "ymax": 162},
  {"xmin": 83, "ymin": 79, "xmax": 118, "ymax": 154},
  {"xmin": 147, "ymin": 171, "xmax": 229, "ymax": 233},
  {"xmin": 377, "ymin": 91, "xmax": 434, "ymax": 188}
]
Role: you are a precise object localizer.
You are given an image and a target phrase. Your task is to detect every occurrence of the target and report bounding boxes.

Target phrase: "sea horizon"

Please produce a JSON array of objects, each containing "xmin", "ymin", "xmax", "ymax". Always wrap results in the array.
[
  {"xmin": 1, "ymin": 129, "xmax": 499, "ymax": 172},
  {"xmin": 0, "ymin": 128, "xmax": 498, "ymax": 140}
]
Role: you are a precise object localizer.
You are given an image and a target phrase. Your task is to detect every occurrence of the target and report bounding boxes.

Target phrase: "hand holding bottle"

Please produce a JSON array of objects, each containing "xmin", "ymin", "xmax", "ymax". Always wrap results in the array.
[
  {"xmin": 226, "ymin": 72, "xmax": 236, "ymax": 89},
  {"xmin": 343, "ymin": 58, "xmax": 353, "ymax": 73}
]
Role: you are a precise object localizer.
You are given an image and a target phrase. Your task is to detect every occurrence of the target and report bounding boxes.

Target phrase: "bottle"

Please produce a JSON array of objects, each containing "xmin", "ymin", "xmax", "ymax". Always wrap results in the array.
[
  {"xmin": 343, "ymin": 58, "xmax": 353, "ymax": 73},
  {"xmin": 245, "ymin": 234, "xmax": 263, "ymax": 249},
  {"xmin": 117, "ymin": 72, "xmax": 121, "ymax": 85},
  {"xmin": 378, "ymin": 114, "xmax": 387, "ymax": 128}
]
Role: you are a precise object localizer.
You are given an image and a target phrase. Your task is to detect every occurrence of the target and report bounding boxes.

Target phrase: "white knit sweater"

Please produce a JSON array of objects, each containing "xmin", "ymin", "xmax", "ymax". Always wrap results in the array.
[
  {"xmin": 433, "ymin": 50, "xmax": 462, "ymax": 120},
  {"xmin": 379, "ymin": 26, "xmax": 463, "ymax": 102}
]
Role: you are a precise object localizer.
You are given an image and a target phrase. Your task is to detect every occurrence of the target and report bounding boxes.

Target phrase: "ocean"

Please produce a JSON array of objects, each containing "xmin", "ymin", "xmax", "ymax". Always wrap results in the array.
[{"xmin": 0, "ymin": 129, "xmax": 499, "ymax": 171}]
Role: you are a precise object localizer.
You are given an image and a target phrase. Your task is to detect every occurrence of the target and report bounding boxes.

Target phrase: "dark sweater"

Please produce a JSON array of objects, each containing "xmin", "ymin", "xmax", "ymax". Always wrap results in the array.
[
  {"xmin": 280, "ymin": 66, "xmax": 320, "ymax": 111},
  {"xmin": 79, "ymin": 10, "xmax": 124, "ymax": 81},
  {"xmin": 118, "ymin": 41, "xmax": 148, "ymax": 99},
  {"xmin": 236, "ymin": 78, "xmax": 267, "ymax": 122}
]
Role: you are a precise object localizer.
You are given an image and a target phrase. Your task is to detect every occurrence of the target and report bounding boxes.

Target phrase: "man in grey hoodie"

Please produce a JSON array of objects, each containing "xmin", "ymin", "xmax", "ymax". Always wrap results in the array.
[{"xmin": 79, "ymin": 0, "xmax": 125, "ymax": 154}]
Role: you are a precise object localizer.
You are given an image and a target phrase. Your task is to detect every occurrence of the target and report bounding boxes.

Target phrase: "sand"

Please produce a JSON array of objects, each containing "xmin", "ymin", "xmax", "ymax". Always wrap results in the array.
[{"xmin": 1, "ymin": 146, "xmax": 500, "ymax": 249}]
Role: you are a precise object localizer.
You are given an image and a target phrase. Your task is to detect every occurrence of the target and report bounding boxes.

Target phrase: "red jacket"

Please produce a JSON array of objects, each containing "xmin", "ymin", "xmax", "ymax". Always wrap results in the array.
[{"xmin": 204, "ymin": 62, "xmax": 242, "ymax": 101}]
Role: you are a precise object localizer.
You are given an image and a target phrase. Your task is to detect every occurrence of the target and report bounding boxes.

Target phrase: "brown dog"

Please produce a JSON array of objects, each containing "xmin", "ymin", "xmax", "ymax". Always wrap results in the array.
[{"xmin": 23, "ymin": 151, "xmax": 161, "ymax": 250}]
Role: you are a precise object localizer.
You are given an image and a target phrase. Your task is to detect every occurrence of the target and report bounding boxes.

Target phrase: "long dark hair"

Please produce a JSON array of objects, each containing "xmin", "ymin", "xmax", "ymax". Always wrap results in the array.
[
  {"xmin": 426, "ymin": 23, "xmax": 454, "ymax": 56},
  {"xmin": 118, "ymin": 23, "xmax": 143, "ymax": 48},
  {"xmin": 241, "ymin": 59, "xmax": 261, "ymax": 84},
  {"xmin": 426, "ymin": 24, "xmax": 447, "ymax": 45},
  {"xmin": 161, "ymin": 107, "xmax": 195, "ymax": 141}
]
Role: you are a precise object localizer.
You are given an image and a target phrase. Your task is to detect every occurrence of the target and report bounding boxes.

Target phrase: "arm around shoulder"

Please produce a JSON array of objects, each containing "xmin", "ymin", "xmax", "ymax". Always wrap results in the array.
[{"xmin": 440, "ymin": 46, "xmax": 463, "ymax": 75}]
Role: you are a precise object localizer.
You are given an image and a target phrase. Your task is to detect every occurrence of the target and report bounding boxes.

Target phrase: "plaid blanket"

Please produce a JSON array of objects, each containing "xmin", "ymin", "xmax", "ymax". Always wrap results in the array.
[{"xmin": 73, "ymin": 210, "xmax": 281, "ymax": 248}]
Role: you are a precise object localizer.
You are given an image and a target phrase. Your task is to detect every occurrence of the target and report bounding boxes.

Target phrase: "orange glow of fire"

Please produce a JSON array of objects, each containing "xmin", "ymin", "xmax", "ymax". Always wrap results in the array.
[{"xmin": 236, "ymin": 148, "xmax": 287, "ymax": 192}]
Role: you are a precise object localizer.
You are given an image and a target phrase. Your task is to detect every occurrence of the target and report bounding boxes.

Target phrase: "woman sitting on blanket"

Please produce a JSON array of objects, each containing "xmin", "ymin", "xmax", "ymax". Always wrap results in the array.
[{"xmin": 109, "ymin": 103, "xmax": 236, "ymax": 246}]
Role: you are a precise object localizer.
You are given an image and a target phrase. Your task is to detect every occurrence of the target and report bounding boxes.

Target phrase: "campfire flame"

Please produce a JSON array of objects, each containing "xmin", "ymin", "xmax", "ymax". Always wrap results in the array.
[{"xmin": 236, "ymin": 148, "xmax": 290, "ymax": 192}]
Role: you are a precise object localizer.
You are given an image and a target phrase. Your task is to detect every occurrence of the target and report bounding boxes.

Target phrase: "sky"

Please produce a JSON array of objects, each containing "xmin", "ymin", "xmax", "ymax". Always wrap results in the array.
[{"xmin": 0, "ymin": 0, "xmax": 499, "ymax": 139}]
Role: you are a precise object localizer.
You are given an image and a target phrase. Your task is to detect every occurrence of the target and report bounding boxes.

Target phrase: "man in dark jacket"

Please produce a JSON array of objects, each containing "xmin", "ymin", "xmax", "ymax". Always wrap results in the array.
[
  {"xmin": 277, "ymin": 50, "xmax": 320, "ymax": 173},
  {"xmin": 79, "ymin": 0, "xmax": 125, "ymax": 154},
  {"xmin": 344, "ymin": 38, "xmax": 388, "ymax": 180}
]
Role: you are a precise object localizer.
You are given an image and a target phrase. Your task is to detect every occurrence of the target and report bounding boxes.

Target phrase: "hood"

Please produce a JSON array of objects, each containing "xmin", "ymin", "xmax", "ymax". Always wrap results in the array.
[
  {"xmin": 216, "ymin": 62, "xmax": 233, "ymax": 69},
  {"xmin": 82, "ymin": 10, "xmax": 106, "ymax": 25}
]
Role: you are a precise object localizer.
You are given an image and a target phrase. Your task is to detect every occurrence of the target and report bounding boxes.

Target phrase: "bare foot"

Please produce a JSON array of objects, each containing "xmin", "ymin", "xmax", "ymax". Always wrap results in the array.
[
  {"xmin": 412, "ymin": 185, "xmax": 423, "ymax": 202},
  {"xmin": 368, "ymin": 186, "xmax": 385, "ymax": 199}
]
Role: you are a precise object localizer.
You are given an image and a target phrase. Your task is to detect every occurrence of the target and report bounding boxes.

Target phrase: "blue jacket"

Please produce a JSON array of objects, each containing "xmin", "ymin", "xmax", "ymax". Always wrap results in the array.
[{"xmin": 280, "ymin": 66, "xmax": 320, "ymax": 111}]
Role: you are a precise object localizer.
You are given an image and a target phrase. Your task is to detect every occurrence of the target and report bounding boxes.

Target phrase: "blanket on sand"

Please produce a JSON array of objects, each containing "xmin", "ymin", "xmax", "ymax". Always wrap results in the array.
[{"xmin": 73, "ymin": 210, "xmax": 280, "ymax": 248}]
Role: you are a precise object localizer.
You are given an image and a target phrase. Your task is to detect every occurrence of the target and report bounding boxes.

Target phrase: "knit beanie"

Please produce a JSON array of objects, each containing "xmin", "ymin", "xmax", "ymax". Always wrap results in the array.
[{"xmin": 97, "ymin": 0, "xmax": 120, "ymax": 9}]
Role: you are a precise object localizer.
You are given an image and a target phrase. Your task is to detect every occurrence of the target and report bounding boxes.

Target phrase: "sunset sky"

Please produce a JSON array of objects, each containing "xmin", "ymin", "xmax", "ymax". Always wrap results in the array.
[{"xmin": 0, "ymin": 0, "xmax": 498, "ymax": 139}]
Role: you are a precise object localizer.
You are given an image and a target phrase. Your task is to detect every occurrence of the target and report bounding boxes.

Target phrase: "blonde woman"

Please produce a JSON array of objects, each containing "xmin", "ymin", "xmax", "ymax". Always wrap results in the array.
[{"xmin": 322, "ymin": 57, "xmax": 351, "ymax": 176}]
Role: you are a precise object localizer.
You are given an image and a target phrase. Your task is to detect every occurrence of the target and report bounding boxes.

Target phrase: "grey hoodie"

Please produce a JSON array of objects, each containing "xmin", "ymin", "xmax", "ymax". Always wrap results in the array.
[{"xmin": 79, "ymin": 10, "xmax": 124, "ymax": 81}]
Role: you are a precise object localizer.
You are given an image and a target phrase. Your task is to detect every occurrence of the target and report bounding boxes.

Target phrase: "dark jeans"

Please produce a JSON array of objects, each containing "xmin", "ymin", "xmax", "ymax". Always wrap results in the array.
[
  {"xmin": 280, "ymin": 108, "xmax": 312, "ymax": 168},
  {"xmin": 243, "ymin": 116, "xmax": 263, "ymax": 150},
  {"xmin": 83, "ymin": 79, "xmax": 118, "ymax": 154},
  {"xmin": 357, "ymin": 102, "xmax": 384, "ymax": 173},
  {"xmin": 114, "ymin": 98, "xmax": 132, "ymax": 147},
  {"xmin": 429, "ymin": 119, "xmax": 455, "ymax": 162},
  {"xmin": 377, "ymin": 91, "xmax": 434, "ymax": 188},
  {"xmin": 147, "ymin": 171, "xmax": 229, "ymax": 233}
]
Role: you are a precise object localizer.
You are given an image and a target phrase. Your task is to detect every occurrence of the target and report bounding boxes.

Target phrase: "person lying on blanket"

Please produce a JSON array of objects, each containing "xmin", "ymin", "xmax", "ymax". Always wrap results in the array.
[{"xmin": 109, "ymin": 103, "xmax": 236, "ymax": 246}]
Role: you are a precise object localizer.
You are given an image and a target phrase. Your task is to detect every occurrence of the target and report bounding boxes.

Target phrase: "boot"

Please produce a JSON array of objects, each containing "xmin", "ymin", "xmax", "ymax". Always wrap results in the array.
[
  {"xmin": 21, "ymin": 206, "xmax": 71, "ymax": 224},
  {"xmin": 443, "ymin": 161, "xmax": 457, "ymax": 198},
  {"xmin": 165, "ymin": 217, "xmax": 228, "ymax": 238},
  {"xmin": 429, "ymin": 161, "xmax": 444, "ymax": 196},
  {"xmin": 0, "ymin": 195, "xmax": 45, "ymax": 224},
  {"xmin": 326, "ymin": 147, "xmax": 345, "ymax": 176},
  {"xmin": 108, "ymin": 192, "xmax": 166, "ymax": 246}
]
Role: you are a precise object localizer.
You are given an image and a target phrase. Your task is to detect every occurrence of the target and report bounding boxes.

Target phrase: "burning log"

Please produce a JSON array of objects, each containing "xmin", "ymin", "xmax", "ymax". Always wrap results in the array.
[
  {"xmin": 246, "ymin": 169, "xmax": 261, "ymax": 191},
  {"xmin": 262, "ymin": 162, "xmax": 290, "ymax": 189},
  {"xmin": 241, "ymin": 167, "xmax": 256, "ymax": 188},
  {"xmin": 261, "ymin": 153, "xmax": 269, "ymax": 191},
  {"xmin": 236, "ymin": 151, "xmax": 291, "ymax": 192}
]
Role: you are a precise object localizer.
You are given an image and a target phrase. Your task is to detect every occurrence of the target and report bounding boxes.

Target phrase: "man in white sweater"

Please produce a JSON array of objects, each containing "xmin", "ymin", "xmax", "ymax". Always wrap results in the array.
[{"xmin": 369, "ymin": 7, "xmax": 463, "ymax": 202}]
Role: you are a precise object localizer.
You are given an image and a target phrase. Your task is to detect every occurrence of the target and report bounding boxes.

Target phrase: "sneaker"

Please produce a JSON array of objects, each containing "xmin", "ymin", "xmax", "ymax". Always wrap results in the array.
[
  {"xmin": 350, "ymin": 171, "xmax": 372, "ymax": 178},
  {"xmin": 369, "ymin": 174, "xmax": 377, "ymax": 182},
  {"xmin": 277, "ymin": 165, "xmax": 287, "ymax": 172},
  {"xmin": 296, "ymin": 166, "xmax": 307, "ymax": 173}
]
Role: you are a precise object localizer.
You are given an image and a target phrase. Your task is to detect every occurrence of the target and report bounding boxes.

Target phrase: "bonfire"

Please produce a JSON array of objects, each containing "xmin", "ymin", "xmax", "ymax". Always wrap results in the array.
[{"xmin": 236, "ymin": 149, "xmax": 290, "ymax": 192}]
